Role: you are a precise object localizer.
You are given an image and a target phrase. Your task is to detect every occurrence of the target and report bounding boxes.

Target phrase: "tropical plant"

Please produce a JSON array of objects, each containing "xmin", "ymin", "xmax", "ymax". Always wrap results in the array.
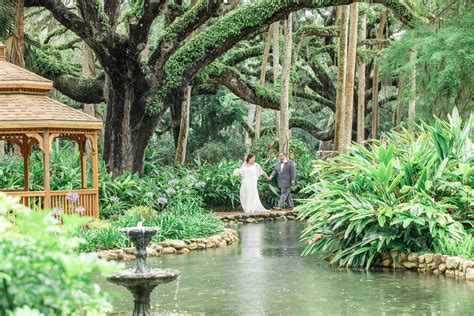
[
  {"xmin": 0, "ymin": 140, "xmax": 318, "ymax": 217},
  {"xmin": 298, "ymin": 108, "xmax": 473, "ymax": 268}
]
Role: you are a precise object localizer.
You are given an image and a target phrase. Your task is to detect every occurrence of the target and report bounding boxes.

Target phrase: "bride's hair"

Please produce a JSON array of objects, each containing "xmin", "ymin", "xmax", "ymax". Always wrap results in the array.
[{"xmin": 246, "ymin": 154, "xmax": 255, "ymax": 163}]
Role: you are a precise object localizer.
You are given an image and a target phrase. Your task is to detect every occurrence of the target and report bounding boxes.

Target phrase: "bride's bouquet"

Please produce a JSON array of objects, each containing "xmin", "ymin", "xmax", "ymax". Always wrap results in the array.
[{"xmin": 232, "ymin": 168, "xmax": 242, "ymax": 177}]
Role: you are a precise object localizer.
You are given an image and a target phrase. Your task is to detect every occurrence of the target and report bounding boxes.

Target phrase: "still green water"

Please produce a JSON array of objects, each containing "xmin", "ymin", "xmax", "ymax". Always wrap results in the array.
[{"xmin": 96, "ymin": 221, "xmax": 474, "ymax": 315}]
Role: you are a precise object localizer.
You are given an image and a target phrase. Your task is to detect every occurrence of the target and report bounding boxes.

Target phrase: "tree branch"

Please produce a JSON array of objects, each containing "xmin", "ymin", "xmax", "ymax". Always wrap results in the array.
[
  {"xmin": 148, "ymin": 0, "xmax": 237, "ymax": 72},
  {"xmin": 128, "ymin": 0, "xmax": 167, "ymax": 49},
  {"xmin": 294, "ymin": 90, "xmax": 335, "ymax": 110},
  {"xmin": 204, "ymin": 64, "xmax": 280, "ymax": 110},
  {"xmin": 51, "ymin": 74, "xmax": 105, "ymax": 104},
  {"xmin": 223, "ymin": 44, "xmax": 265, "ymax": 66},
  {"xmin": 156, "ymin": 0, "xmax": 419, "ymax": 102},
  {"xmin": 245, "ymin": 117, "xmax": 334, "ymax": 141},
  {"xmin": 104, "ymin": 0, "xmax": 122, "ymax": 30},
  {"xmin": 24, "ymin": 0, "xmax": 89, "ymax": 40}
]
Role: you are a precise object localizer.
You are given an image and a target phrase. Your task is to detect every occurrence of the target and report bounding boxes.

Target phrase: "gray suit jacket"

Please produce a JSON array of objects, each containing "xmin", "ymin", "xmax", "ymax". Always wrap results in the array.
[{"xmin": 270, "ymin": 160, "xmax": 296, "ymax": 188}]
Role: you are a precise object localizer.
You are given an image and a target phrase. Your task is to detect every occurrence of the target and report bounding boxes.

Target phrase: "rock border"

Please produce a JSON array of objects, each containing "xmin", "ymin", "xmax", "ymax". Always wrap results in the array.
[
  {"xmin": 374, "ymin": 251, "xmax": 474, "ymax": 281},
  {"xmin": 217, "ymin": 210, "xmax": 298, "ymax": 225},
  {"xmin": 96, "ymin": 228, "xmax": 239, "ymax": 261}
]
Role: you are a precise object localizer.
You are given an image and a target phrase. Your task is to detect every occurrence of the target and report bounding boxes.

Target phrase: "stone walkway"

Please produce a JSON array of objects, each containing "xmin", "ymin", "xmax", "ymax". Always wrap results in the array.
[{"xmin": 213, "ymin": 209, "xmax": 298, "ymax": 224}]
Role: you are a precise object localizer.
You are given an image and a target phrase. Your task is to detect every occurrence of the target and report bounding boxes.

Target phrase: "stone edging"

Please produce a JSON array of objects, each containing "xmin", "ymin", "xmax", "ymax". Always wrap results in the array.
[
  {"xmin": 216, "ymin": 210, "xmax": 298, "ymax": 225},
  {"xmin": 96, "ymin": 228, "xmax": 239, "ymax": 261},
  {"xmin": 375, "ymin": 251, "xmax": 474, "ymax": 281}
]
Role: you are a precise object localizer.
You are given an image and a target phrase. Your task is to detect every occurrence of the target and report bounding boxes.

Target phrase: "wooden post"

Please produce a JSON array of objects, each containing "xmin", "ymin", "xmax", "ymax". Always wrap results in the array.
[
  {"xmin": 91, "ymin": 133, "xmax": 99, "ymax": 218},
  {"xmin": 42, "ymin": 130, "xmax": 51, "ymax": 209},
  {"xmin": 22, "ymin": 135, "xmax": 29, "ymax": 191},
  {"xmin": 80, "ymin": 136, "xmax": 87, "ymax": 189}
]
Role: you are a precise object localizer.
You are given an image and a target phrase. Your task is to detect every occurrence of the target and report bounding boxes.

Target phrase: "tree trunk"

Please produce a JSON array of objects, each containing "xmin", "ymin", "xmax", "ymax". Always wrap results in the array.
[
  {"xmin": 272, "ymin": 21, "xmax": 281, "ymax": 132},
  {"xmin": 334, "ymin": 6, "xmax": 349, "ymax": 152},
  {"xmin": 408, "ymin": 49, "xmax": 417, "ymax": 123},
  {"xmin": 395, "ymin": 76, "xmax": 404, "ymax": 125},
  {"xmin": 370, "ymin": 11, "xmax": 387, "ymax": 140},
  {"xmin": 5, "ymin": 0, "xmax": 25, "ymax": 67},
  {"xmin": 279, "ymin": 14, "xmax": 292, "ymax": 154},
  {"xmin": 340, "ymin": 3, "xmax": 358, "ymax": 153},
  {"xmin": 175, "ymin": 86, "xmax": 191, "ymax": 165},
  {"xmin": 103, "ymin": 76, "xmax": 162, "ymax": 177},
  {"xmin": 356, "ymin": 14, "xmax": 367, "ymax": 144},
  {"xmin": 82, "ymin": 41, "xmax": 97, "ymax": 153},
  {"xmin": 245, "ymin": 101, "xmax": 256, "ymax": 153},
  {"xmin": 255, "ymin": 25, "xmax": 273, "ymax": 139},
  {"xmin": 170, "ymin": 95, "xmax": 182, "ymax": 147}
]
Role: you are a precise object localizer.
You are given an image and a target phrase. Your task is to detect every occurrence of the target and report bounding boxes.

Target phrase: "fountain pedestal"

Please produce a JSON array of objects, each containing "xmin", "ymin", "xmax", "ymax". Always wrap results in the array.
[{"xmin": 107, "ymin": 226, "xmax": 180, "ymax": 316}]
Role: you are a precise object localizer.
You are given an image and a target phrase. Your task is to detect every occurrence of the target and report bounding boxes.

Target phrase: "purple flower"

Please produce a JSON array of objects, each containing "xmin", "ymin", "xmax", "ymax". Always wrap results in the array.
[
  {"xmin": 186, "ymin": 175, "xmax": 196, "ymax": 181},
  {"xmin": 168, "ymin": 179, "xmax": 179, "ymax": 185},
  {"xmin": 109, "ymin": 195, "xmax": 120, "ymax": 203},
  {"xmin": 51, "ymin": 208, "xmax": 64, "ymax": 216},
  {"xmin": 166, "ymin": 188, "xmax": 176, "ymax": 194},
  {"xmin": 157, "ymin": 197, "xmax": 168, "ymax": 205},
  {"xmin": 195, "ymin": 181, "xmax": 206, "ymax": 189},
  {"xmin": 66, "ymin": 191, "xmax": 79, "ymax": 203},
  {"xmin": 75, "ymin": 206, "xmax": 86, "ymax": 215}
]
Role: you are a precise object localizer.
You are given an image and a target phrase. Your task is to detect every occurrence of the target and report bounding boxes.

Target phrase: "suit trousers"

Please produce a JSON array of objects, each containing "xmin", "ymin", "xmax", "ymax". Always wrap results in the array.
[{"xmin": 278, "ymin": 187, "xmax": 293, "ymax": 208}]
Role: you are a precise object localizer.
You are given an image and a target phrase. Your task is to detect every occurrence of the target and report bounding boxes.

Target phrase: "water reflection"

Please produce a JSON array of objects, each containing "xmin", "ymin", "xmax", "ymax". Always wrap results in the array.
[{"xmin": 94, "ymin": 222, "xmax": 474, "ymax": 315}]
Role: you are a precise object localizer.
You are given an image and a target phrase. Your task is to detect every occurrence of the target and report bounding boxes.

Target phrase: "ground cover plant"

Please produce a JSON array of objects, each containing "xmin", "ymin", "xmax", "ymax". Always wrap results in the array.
[
  {"xmin": 0, "ymin": 141, "xmax": 317, "ymax": 217},
  {"xmin": 76, "ymin": 205, "xmax": 224, "ymax": 252},
  {"xmin": 298, "ymin": 109, "xmax": 473, "ymax": 268}
]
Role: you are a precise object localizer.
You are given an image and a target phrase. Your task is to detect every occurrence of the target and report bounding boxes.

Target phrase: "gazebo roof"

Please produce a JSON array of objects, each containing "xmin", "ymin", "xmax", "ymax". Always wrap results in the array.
[{"xmin": 0, "ymin": 43, "xmax": 102, "ymax": 131}]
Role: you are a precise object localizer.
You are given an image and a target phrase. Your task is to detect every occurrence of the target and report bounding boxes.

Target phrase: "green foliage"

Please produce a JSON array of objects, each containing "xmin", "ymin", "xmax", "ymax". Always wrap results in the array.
[
  {"xmin": 0, "ymin": 0, "xmax": 15, "ymax": 39},
  {"xmin": 30, "ymin": 45, "xmax": 80, "ymax": 77},
  {"xmin": 76, "ymin": 203, "xmax": 223, "ymax": 252},
  {"xmin": 381, "ymin": 7, "xmax": 474, "ymax": 120},
  {"xmin": 122, "ymin": 0, "xmax": 145, "ymax": 20},
  {"xmin": 434, "ymin": 234, "xmax": 474, "ymax": 260},
  {"xmin": 0, "ymin": 193, "xmax": 119, "ymax": 315},
  {"xmin": 294, "ymin": 25, "xmax": 339, "ymax": 39},
  {"xmin": 298, "ymin": 109, "xmax": 473, "ymax": 268}
]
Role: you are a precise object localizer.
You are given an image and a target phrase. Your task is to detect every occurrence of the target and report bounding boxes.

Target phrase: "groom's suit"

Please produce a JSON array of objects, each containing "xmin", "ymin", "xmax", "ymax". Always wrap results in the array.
[{"xmin": 270, "ymin": 160, "xmax": 296, "ymax": 208}]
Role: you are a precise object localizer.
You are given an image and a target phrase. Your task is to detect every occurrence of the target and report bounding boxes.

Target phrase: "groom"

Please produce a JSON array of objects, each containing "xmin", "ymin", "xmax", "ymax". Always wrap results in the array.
[{"xmin": 268, "ymin": 152, "xmax": 296, "ymax": 210}]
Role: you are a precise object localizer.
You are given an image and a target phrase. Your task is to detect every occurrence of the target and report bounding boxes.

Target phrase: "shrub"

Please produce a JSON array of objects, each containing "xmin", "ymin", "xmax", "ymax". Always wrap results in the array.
[
  {"xmin": 298, "ymin": 109, "xmax": 473, "ymax": 268},
  {"xmin": 0, "ymin": 193, "xmax": 119, "ymax": 315},
  {"xmin": 0, "ymin": 134, "xmax": 319, "ymax": 217},
  {"xmin": 434, "ymin": 234, "xmax": 474, "ymax": 260},
  {"xmin": 76, "ymin": 201, "xmax": 224, "ymax": 252}
]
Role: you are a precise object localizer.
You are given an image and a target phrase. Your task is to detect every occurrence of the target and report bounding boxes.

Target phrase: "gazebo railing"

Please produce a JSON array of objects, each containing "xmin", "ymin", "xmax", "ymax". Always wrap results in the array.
[
  {"xmin": 3, "ymin": 189, "xmax": 98, "ymax": 218},
  {"xmin": 50, "ymin": 189, "xmax": 98, "ymax": 218},
  {"xmin": 4, "ymin": 190, "xmax": 46, "ymax": 209}
]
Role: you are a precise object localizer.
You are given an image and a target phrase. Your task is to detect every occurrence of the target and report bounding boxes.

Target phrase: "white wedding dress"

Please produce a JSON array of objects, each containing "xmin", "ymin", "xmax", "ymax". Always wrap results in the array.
[{"xmin": 240, "ymin": 163, "xmax": 268, "ymax": 213}]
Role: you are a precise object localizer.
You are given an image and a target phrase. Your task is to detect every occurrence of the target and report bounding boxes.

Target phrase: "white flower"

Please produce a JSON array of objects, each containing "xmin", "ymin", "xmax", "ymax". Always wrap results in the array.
[{"xmin": 232, "ymin": 168, "xmax": 242, "ymax": 177}]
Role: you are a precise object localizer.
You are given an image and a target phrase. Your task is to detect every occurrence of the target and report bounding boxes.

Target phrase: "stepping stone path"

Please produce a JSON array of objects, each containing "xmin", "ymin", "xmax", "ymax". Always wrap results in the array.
[{"xmin": 213, "ymin": 209, "xmax": 298, "ymax": 225}]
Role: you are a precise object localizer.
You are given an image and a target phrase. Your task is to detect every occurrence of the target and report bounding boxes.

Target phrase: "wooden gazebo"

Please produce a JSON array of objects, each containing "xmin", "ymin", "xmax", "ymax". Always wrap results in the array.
[{"xmin": 0, "ymin": 43, "xmax": 102, "ymax": 218}]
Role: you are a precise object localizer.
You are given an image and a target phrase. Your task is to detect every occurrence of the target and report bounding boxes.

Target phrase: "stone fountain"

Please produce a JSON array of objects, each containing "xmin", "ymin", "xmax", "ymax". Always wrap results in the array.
[{"xmin": 107, "ymin": 225, "xmax": 180, "ymax": 316}]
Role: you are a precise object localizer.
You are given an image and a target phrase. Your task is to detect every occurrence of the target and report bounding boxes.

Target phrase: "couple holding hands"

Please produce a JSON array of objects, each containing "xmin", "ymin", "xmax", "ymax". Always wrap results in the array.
[{"xmin": 237, "ymin": 152, "xmax": 296, "ymax": 213}]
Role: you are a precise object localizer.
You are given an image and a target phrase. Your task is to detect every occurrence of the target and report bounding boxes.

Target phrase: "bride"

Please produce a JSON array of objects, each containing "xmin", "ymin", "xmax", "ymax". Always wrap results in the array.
[{"xmin": 238, "ymin": 154, "xmax": 269, "ymax": 213}]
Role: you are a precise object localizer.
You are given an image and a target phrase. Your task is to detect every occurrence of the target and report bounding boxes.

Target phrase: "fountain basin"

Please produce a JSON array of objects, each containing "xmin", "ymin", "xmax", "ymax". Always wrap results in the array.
[{"xmin": 107, "ymin": 268, "xmax": 180, "ymax": 287}]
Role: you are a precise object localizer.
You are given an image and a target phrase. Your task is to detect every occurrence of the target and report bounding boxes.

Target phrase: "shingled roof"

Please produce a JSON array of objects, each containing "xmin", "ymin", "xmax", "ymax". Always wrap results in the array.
[{"xmin": 0, "ymin": 43, "xmax": 102, "ymax": 131}]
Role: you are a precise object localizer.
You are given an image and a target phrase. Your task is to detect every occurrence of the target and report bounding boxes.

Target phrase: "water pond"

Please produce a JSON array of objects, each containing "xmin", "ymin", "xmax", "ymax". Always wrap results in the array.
[{"xmin": 95, "ymin": 221, "xmax": 474, "ymax": 315}]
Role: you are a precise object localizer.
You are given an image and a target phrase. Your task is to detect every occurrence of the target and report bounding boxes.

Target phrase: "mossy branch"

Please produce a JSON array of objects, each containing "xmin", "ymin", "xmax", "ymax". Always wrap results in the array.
[
  {"xmin": 202, "ymin": 62, "xmax": 280, "ymax": 110},
  {"xmin": 223, "ymin": 45, "xmax": 265, "ymax": 66}
]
